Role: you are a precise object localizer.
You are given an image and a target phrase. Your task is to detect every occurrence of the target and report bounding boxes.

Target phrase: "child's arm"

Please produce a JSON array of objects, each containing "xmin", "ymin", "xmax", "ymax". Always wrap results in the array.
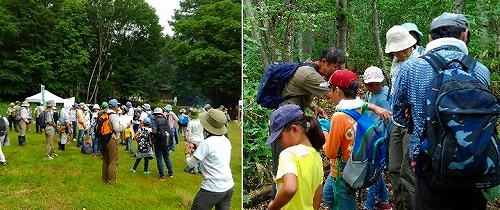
[
  {"xmin": 313, "ymin": 184, "xmax": 323, "ymax": 210},
  {"xmin": 323, "ymin": 113, "xmax": 343, "ymax": 159},
  {"xmin": 268, "ymin": 173, "xmax": 297, "ymax": 210}
]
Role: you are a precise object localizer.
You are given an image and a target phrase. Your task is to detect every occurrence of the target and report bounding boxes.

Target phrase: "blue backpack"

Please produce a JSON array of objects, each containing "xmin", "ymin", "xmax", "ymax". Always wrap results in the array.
[
  {"xmin": 340, "ymin": 109, "xmax": 388, "ymax": 190},
  {"xmin": 256, "ymin": 62, "xmax": 318, "ymax": 109},
  {"xmin": 420, "ymin": 53, "xmax": 500, "ymax": 190}
]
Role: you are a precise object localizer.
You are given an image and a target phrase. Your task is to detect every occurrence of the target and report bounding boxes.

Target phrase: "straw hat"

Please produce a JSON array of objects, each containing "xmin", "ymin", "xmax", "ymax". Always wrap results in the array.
[
  {"xmin": 21, "ymin": 101, "xmax": 29, "ymax": 107},
  {"xmin": 199, "ymin": 109, "xmax": 227, "ymax": 135},
  {"xmin": 385, "ymin": 25, "xmax": 417, "ymax": 53},
  {"xmin": 189, "ymin": 108, "xmax": 199, "ymax": 119}
]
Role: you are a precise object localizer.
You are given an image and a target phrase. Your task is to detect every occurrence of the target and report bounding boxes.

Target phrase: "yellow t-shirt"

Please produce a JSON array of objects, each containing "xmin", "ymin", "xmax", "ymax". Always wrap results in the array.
[
  {"xmin": 124, "ymin": 127, "xmax": 133, "ymax": 138},
  {"xmin": 275, "ymin": 144, "xmax": 323, "ymax": 209}
]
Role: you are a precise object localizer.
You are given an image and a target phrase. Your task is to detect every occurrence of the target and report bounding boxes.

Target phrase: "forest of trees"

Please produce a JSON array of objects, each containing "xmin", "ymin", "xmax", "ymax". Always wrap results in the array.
[
  {"xmin": 243, "ymin": 0, "xmax": 500, "ymax": 207},
  {"xmin": 0, "ymin": 0, "xmax": 241, "ymax": 107}
]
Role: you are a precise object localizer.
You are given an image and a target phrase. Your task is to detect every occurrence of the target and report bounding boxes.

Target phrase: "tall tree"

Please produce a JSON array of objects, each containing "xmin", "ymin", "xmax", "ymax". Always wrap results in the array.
[{"xmin": 169, "ymin": 0, "xmax": 241, "ymax": 106}]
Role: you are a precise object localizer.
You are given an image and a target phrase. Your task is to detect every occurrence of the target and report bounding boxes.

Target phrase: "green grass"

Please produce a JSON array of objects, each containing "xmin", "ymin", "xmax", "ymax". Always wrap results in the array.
[{"xmin": 0, "ymin": 115, "xmax": 242, "ymax": 209}]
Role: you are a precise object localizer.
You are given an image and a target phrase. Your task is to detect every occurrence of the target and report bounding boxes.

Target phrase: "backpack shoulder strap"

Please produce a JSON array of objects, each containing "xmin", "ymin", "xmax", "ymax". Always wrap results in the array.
[
  {"xmin": 421, "ymin": 53, "xmax": 447, "ymax": 73},
  {"xmin": 341, "ymin": 109, "xmax": 362, "ymax": 121},
  {"xmin": 457, "ymin": 54, "xmax": 477, "ymax": 73}
]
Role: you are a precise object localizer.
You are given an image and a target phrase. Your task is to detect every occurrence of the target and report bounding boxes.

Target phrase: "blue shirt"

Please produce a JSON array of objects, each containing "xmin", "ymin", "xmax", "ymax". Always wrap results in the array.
[
  {"xmin": 365, "ymin": 86, "xmax": 392, "ymax": 139},
  {"xmin": 392, "ymin": 41, "xmax": 490, "ymax": 160}
]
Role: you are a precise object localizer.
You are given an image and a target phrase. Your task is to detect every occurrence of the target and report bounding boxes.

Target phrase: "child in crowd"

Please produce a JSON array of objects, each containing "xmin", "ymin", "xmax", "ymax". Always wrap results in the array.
[
  {"xmin": 124, "ymin": 124, "xmax": 134, "ymax": 155},
  {"xmin": 130, "ymin": 118, "xmax": 154, "ymax": 174},
  {"xmin": 363, "ymin": 66, "xmax": 393, "ymax": 210},
  {"xmin": 266, "ymin": 104, "xmax": 325, "ymax": 210},
  {"xmin": 322, "ymin": 69, "xmax": 362, "ymax": 210}
]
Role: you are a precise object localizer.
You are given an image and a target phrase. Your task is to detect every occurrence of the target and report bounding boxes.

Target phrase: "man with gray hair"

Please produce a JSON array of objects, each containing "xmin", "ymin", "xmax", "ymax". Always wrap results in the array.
[{"xmin": 44, "ymin": 100, "xmax": 58, "ymax": 160}]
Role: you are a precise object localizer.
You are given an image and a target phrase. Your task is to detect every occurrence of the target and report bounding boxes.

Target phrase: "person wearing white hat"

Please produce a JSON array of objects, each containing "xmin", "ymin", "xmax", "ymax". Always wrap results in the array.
[
  {"xmin": 362, "ymin": 67, "xmax": 393, "ymax": 210},
  {"xmin": 184, "ymin": 108, "xmax": 234, "ymax": 209},
  {"xmin": 151, "ymin": 107, "xmax": 174, "ymax": 179},
  {"xmin": 43, "ymin": 100, "xmax": 58, "ymax": 160},
  {"xmin": 90, "ymin": 104, "xmax": 100, "ymax": 158},
  {"xmin": 34, "ymin": 102, "xmax": 45, "ymax": 134},
  {"xmin": 139, "ymin": 103, "xmax": 152, "ymax": 129},
  {"xmin": 385, "ymin": 25, "xmax": 417, "ymax": 210},
  {"xmin": 57, "ymin": 104, "xmax": 72, "ymax": 151},
  {"xmin": 6, "ymin": 102, "xmax": 16, "ymax": 131},
  {"xmin": 76, "ymin": 102, "xmax": 87, "ymax": 148},
  {"xmin": 17, "ymin": 101, "xmax": 31, "ymax": 146},
  {"xmin": 163, "ymin": 104, "xmax": 179, "ymax": 151}
]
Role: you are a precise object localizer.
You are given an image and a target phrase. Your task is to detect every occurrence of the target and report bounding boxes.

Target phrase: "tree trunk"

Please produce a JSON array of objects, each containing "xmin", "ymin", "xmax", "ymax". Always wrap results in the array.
[
  {"xmin": 260, "ymin": 0, "xmax": 279, "ymax": 63},
  {"xmin": 245, "ymin": 0, "xmax": 269, "ymax": 70},
  {"xmin": 371, "ymin": 0, "xmax": 386, "ymax": 71},
  {"xmin": 281, "ymin": 0, "xmax": 296, "ymax": 61},
  {"xmin": 452, "ymin": 0, "xmax": 466, "ymax": 13},
  {"xmin": 246, "ymin": 185, "xmax": 273, "ymax": 206},
  {"xmin": 336, "ymin": 0, "xmax": 348, "ymax": 52}
]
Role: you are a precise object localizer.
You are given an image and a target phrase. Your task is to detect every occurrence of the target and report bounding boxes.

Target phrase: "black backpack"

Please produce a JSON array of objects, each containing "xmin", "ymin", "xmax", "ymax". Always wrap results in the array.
[
  {"xmin": 419, "ymin": 53, "xmax": 500, "ymax": 190},
  {"xmin": 0, "ymin": 117, "xmax": 6, "ymax": 136},
  {"xmin": 153, "ymin": 116, "xmax": 173, "ymax": 147},
  {"xmin": 39, "ymin": 111, "xmax": 48, "ymax": 128},
  {"xmin": 137, "ymin": 127, "xmax": 151, "ymax": 152}
]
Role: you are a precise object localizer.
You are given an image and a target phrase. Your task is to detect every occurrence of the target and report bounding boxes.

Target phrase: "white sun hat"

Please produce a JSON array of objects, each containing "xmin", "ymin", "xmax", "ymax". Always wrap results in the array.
[
  {"xmin": 385, "ymin": 25, "xmax": 417, "ymax": 53},
  {"xmin": 363, "ymin": 66, "xmax": 385, "ymax": 83}
]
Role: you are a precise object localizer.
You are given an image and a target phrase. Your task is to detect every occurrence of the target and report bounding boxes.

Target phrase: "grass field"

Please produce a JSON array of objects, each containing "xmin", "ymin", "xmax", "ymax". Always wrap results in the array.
[{"xmin": 0, "ymin": 106, "xmax": 242, "ymax": 209}]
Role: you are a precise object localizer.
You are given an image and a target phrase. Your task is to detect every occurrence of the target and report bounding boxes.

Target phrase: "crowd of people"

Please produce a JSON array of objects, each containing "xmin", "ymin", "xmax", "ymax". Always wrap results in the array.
[
  {"xmin": 266, "ymin": 12, "xmax": 494, "ymax": 210},
  {"xmin": 0, "ymin": 99, "xmax": 236, "ymax": 209}
]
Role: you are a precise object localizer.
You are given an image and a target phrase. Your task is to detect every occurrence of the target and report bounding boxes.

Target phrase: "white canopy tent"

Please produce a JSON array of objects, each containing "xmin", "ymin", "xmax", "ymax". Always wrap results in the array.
[{"xmin": 25, "ymin": 90, "xmax": 67, "ymax": 104}]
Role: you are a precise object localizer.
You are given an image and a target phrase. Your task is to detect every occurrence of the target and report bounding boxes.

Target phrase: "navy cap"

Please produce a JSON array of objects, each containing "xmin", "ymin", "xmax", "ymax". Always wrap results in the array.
[{"xmin": 266, "ymin": 104, "xmax": 303, "ymax": 144}]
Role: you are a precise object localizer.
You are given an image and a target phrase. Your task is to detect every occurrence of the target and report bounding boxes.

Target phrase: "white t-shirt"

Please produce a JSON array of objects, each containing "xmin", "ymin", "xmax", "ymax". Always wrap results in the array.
[
  {"xmin": 186, "ymin": 119, "xmax": 204, "ymax": 142},
  {"xmin": 192, "ymin": 135, "xmax": 234, "ymax": 192}
]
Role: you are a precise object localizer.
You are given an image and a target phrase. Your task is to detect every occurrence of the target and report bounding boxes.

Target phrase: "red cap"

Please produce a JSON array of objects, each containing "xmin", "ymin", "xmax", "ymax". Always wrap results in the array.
[{"xmin": 328, "ymin": 69, "xmax": 358, "ymax": 88}]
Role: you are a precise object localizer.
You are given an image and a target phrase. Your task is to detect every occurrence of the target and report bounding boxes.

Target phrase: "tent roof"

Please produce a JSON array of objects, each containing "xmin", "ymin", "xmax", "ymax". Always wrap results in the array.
[{"xmin": 25, "ymin": 90, "xmax": 67, "ymax": 104}]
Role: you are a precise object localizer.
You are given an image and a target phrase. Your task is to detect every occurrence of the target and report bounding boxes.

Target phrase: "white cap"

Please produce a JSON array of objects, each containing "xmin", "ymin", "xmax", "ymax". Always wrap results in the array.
[{"xmin": 363, "ymin": 66, "xmax": 385, "ymax": 83}]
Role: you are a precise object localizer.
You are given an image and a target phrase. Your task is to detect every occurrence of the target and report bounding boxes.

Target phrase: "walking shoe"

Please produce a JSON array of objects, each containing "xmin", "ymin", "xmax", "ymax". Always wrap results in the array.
[
  {"xmin": 51, "ymin": 154, "xmax": 58, "ymax": 158},
  {"xmin": 169, "ymin": 175, "xmax": 174, "ymax": 178},
  {"xmin": 73, "ymin": 138, "xmax": 76, "ymax": 142},
  {"xmin": 143, "ymin": 171, "xmax": 150, "ymax": 175},
  {"xmin": 0, "ymin": 162, "xmax": 6, "ymax": 166},
  {"xmin": 130, "ymin": 169, "xmax": 136, "ymax": 173},
  {"xmin": 159, "ymin": 175, "xmax": 165, "ymax": 180},
  {"xmin": 44, "ymin": 156, "xmax": 53, "ymax": 160},
  {"xmin": 375, "ymin": 202, "xmax": 392, "ymax": 210}
]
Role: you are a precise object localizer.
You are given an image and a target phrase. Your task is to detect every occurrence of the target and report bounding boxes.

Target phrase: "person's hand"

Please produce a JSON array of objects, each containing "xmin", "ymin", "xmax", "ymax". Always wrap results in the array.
[
  {"xmin": 314, "ymin": 106, "xmax": 325, "ymax": 118},
  {"xmin": 371, "ymin": 104, "xmax": 392, "ymax": 122},
  {"xmin": 411, "ymin": 159, "xmax": 417, "ymax": 172},
  {"xmin": 267, "ymin": 200, "xmax": 274, "ymax": 210}
]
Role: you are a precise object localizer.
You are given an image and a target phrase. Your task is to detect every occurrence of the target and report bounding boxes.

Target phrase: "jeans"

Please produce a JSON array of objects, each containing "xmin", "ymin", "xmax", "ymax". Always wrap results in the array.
[
  {"xmin": 133, "ymin": 158, "xmax": 150, "ymax": 172},
  {"xmin": 77, "ymin": 129, "xmax": 85, "ymax": 147},
  {"xmin": 169, "ymin": 128, "xmax": 178, "ymax": 151},
  {"xmin": 90, "ymin": 125, "xmax": 99, "ymax": 155},
  {"xmin": 133, "ymin": 123, "xmax": 139, "ymax": 133},
  {"xmin": 126, "ymin": 137, "xmax": 133, "ymax": 153},
  {"xmin": 323, "ymin": 174, "xmax": 356, "ymax": 210},
  {"xmin": 364, "ymin": 176, "xmax": 390, "ymax": 209},
  {"xmin": 72, "ymin": 121, "xmax": 77, "ymax": 140},
  {"xmin": 155, "ymin": 146, "xmax": 174, "ymax": 177},
  {"xmin": 191, "ymin": 187, "xmax": 234, "ymax": 210}
]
